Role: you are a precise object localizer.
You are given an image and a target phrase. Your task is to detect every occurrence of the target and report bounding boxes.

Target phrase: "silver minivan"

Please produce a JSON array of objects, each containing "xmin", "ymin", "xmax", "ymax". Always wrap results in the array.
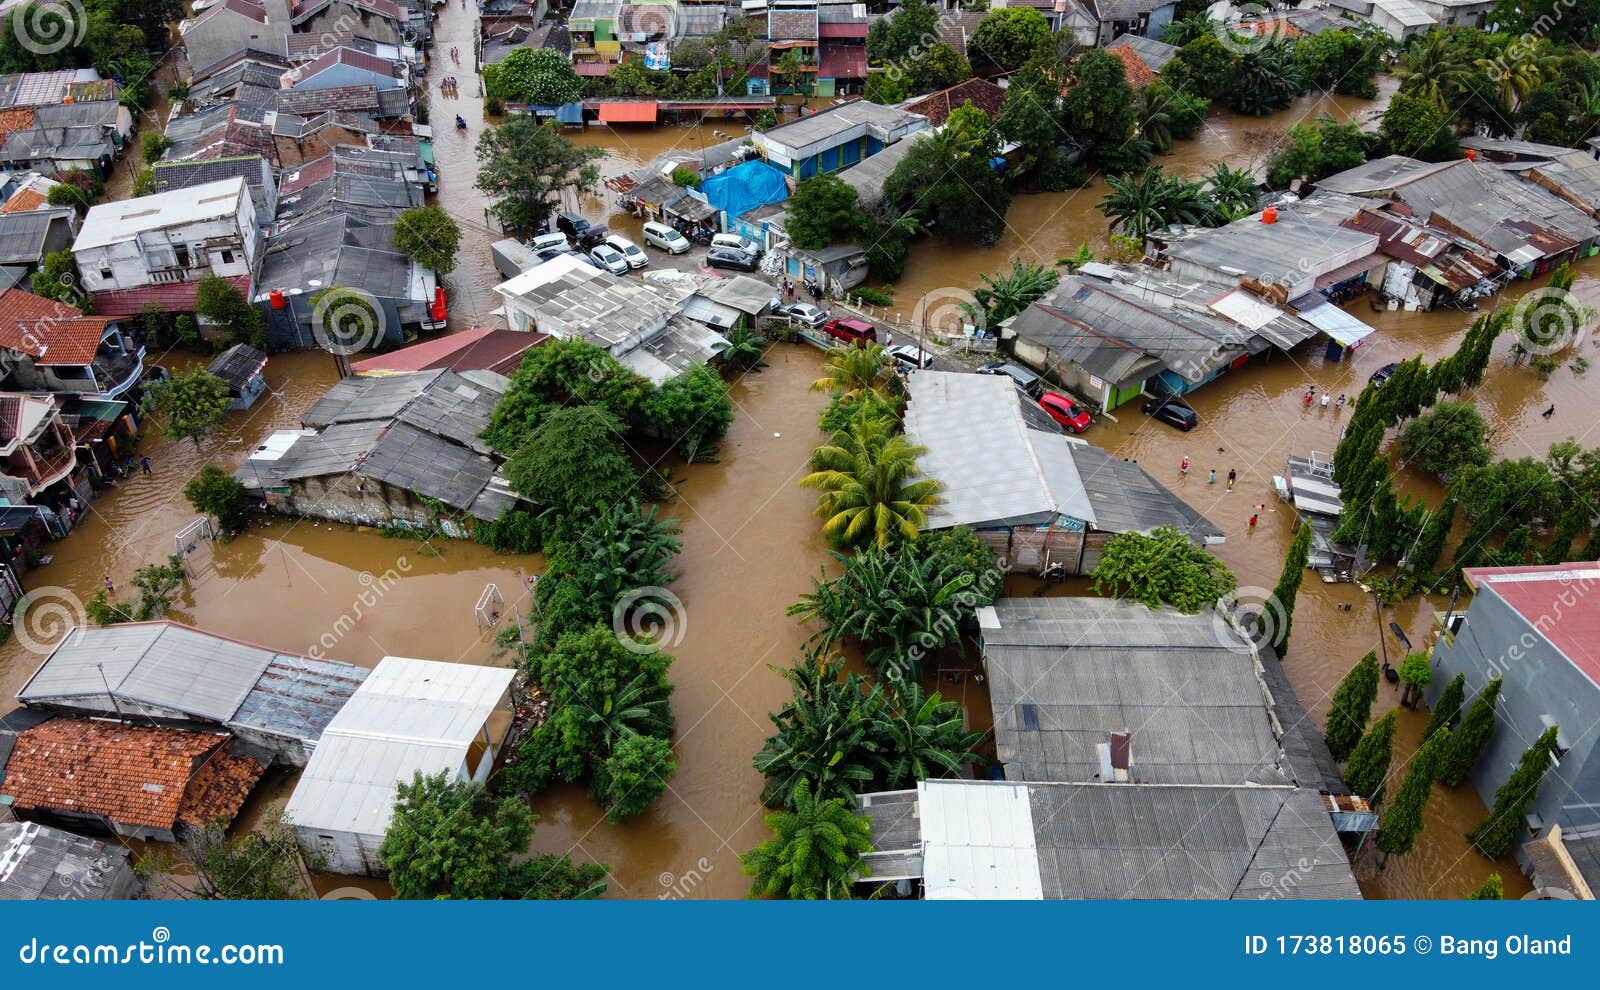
[{"xmin": 642, "ymin": 221, "xmax": 691, "ymax": 254}]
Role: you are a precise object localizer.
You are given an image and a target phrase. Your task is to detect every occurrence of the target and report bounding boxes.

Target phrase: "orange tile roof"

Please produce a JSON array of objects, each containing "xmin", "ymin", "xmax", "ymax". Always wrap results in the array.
[
  {"xmin": 1105, "ymin": 43, "xmax": 1159, "ymax": 89},
  {"xmin": 0, "ymin": 288, "xmax": 112, "ymax": 365},
  {"xmin": 0, "ymin": 108, "xmax": 35, "ymax": 139},
  {"xmin": 0, "ymin": 188, "xmax": 48, "ymax": 213},
  {"xmin": 0, "ymin": 719, "xmax": 261, "ymax": 831}
]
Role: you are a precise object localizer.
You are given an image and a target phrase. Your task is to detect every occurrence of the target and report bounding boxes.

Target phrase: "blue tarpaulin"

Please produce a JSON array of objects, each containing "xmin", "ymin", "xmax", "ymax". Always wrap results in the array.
[
  {"xmin": 555, "ymin": 102, "xmax": 585, "ymax": 125},
  {"xmin": 700, "ymin": 160, "xmax": 788, "ymax": 225}
]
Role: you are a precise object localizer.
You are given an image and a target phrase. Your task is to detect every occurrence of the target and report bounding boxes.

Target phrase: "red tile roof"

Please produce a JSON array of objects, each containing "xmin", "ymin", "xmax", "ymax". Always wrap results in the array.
[
  {"xmin": 1464, "ymin": 563, "xmax": 1600, "ymax": 688},
  {"xmin": 90, "ymin": 275, "xmax": 252, "ymax": 318},
  {"xmin": 0, "ymin": 108, "xmax": 35, "ymax": 142},
  {"xmin": 0, "ymin": 188, "xmax": 48, "ymax": 213},
  {"xmin": 0, "ymin": 288, "xmax": 113, "ymax": 365},
  {"xmin": 1104, "ymin": 43, "xmax": 1159, "ymax": 88},
  {"xmin": 903, "ymin": 78, "xmax": 1006, "ymax": 126},
  {"xmin": 350, "ymin": 326, "xmax": 548, "ymax": 375},
  {"xmin": 0, "ymin": 718, "xmax": 262, "ymax": 831}
]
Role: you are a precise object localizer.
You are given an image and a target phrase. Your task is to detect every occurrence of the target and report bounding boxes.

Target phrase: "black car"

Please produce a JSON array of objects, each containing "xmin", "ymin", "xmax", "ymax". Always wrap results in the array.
[
  {"xmin": 1368, "ymin": 362, "xmax": 1399, "ymax": 388},
  {"xmin": 707, "ymin": 245, "xmax": 759, "ymax": 272},
  {"xmin": 1143, "ymin": 396, "xmax": 1198, "ymax": 431},
  {"xmin": 555, "ymin": 210, "xmax": 592, "ymax": 241},
  {"xmin": 574, "ymin": 225, "xmax": 611, "ymax": 251}
]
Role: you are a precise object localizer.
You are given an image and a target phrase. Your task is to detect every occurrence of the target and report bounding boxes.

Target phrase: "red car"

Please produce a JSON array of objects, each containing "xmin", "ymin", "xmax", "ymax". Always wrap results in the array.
[
  {"xmin": 823, "ymin": 316, "xmax": 877, "ymax": 347},
  {"xmin": 1039, "ymin": 392, "xmax": 1091, "ymax": 433}
]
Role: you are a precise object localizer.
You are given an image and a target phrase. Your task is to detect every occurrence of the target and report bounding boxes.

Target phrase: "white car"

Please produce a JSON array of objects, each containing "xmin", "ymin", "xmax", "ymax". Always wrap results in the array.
[
  {"xmin": 888, "ymin": 343, "xmax": 935, "ymax": 369},
  {"xmin": 642, "ymin": 221, "xmax": 691, "ymax": 254},
  {"xmin": 589, "ymin": 243, "xmax": 630, "ymax": 275},
  {"xmin": 605, "ymin": 234, "xmax": 649, "ymax": 269},
  {"xmin": 528, "ymin": 231, "xmax": 569, "ymax": 252},
  {"xmin": 773, "ymin": 302, "xmax": 826, "ymax": 329},
  {"xmin": 712, "ymin": 233, "xmax": 761, "ymax": 256}
]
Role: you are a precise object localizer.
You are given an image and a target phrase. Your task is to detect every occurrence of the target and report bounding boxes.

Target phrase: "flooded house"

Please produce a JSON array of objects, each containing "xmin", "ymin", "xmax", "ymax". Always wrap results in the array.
[
  {"xmin": 237, "ymin": 368, "xmax": 522, "ymax": 534},
  {"xmin": 152, "ymin": 155, "xmax": 279, "ymax": 223},
  {"xmin": 272, "ymin": 145, "xmax": 425, "ymax": 230},
  {"xmin": 0, "ymin": 821, "xmax": 137, "ymax": 900},
  {"xmin": 69, "ymin": 176, "xmax": 259, "ymax": 318},
  {"xmin": 750, "ymin": 98, "xmax": 926, "ymax": 179},
  {"xmin": 14, "ymin": 621, "xmax": 369, "ymax": 768},
  {"xmin": 207, "ymin": 343, "xmax": 270, "ymax": 410},
  {"xmin": 494, "ymin": 253, "xmax": 730, "ymax": 383},
  {"xmin": 1426, "ymin": 564, "xmax": 1600, "ymax": 845},
  {"xmin": 0, "ymin": 287, "xmax": 147, "ymax": 402},
  {"xmin": 904, "ymin": 372, "xmax": 1221, "ymax": 577},
  {"xmin": 283, "ymin": 656, "xmax": 517, "ymax": 875},
  {"xmin": 858, "ymin": 597, "xmax": 1363, "ymax": 899},
  {"xmin": 0, "ymin": 393, "xmax": 92, "ymax": 527},
  {"xmin": 0, "ymin": 715, "xmax": 264, "ymax": 843},
  {"xmin": 0, "ymin": 208, "xmax": 76, "ymax": 279},
  {"xmin": 349, "ymin": 324, "xmax": 547, "ymax": 377}
]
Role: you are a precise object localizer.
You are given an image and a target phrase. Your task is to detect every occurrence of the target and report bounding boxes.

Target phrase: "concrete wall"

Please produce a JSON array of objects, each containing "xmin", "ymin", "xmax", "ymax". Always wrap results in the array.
[
  {"xmin": 273, "ymin": 473, "xmax": 439, "ymax": 529},
  {"xmin": 74, "ymin": 194, "xmax": 257, "ymax": 294},
  {"xmin": 1426, "ymin": 591, "xmax": 1600, "ymax": 832}
]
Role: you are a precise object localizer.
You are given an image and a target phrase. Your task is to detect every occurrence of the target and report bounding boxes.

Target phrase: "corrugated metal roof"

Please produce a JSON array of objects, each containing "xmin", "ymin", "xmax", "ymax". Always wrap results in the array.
[
  {"xmin": 283, "ymin": 657, "xmax": 515, "ymax": 837},
  {"xmin": 920, "ymin": 780, "xmax": 1043, "ymax": 900}
]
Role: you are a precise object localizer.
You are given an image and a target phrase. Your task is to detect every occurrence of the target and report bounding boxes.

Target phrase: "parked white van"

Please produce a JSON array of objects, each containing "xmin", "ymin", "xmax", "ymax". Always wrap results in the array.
[{"xmin": 642, "ymin": 221, "xmax": 691, "ymax": 255}]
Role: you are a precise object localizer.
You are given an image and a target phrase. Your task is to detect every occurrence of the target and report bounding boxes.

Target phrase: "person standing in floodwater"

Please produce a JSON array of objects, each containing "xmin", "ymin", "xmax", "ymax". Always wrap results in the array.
[
  {"xmin": 1249, "ymin": 513, "xmax": 1259, "ymax": 529},
  {"xmin": 1227, "ymin": 468, "xmax": 1237, "ymax": 491},
  {"xmin": 1180, "ymin": 455, "xmax": 1189, "ymax": 475},
  {"xmin": 1208, "ymin": 469, "xmax": 1216, "ymax": 484}
]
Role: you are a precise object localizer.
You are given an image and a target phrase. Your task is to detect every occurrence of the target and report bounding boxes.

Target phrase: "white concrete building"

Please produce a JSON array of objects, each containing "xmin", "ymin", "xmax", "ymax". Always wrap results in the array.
[{"xmin": 70, "ymin": 177, "xmax": 258, "ymax": 311}]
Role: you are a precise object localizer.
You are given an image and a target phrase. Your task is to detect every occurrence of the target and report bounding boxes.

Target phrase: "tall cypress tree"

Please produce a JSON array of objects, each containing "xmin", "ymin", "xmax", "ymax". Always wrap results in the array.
[
  {"xmin": 1469, "ymin": 726, "xmax": 1560, "ymax": 859},
  {"xmin": 1325, "ymin": 651, "xmax": 1380, "ymax": 762},
  {"xmin": 1262, "ymin": 524, "xmax": 1312, "ymax": 657},
  {"xmin": 1375, "ymin": 725, "xmax": 1450, "ymax": 858},
  {"xmin": 1440, "ymin": 677, "xmax": 1501, "ymax": 787},
  {"xmin": 1424, "ymin": 673, "xmax": 1466, "ymax": 743},
  {"xmin": 1344, "ymin": 709, "xmax": 1398, "ymax": 804},
  {"xmin": 1405, "ymin": 498, "xmax": 1455, "ymax": 577}
]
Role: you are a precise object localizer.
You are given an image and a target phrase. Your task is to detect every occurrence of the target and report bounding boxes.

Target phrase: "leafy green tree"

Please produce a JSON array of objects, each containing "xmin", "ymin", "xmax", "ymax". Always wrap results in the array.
[
  {"xmin": 741, "ymin": 777, "xmax": 872, "ymax": 900},
  {"xmin": 144, "ymin": 368, "xmax": 231, "ymax": 449},
  {"xmin": 864, "ymin": 70, "xmax": 911, "ymax": 105},
  {"xmin": 1098, "ymin": 166, "xmax": 1210, "ymax": 238},
  {"xmin": 801, "ymin": 412, "xmax": 942, "ymax": 550},
  {"xmin": 1228, "ymin": 42, "xmax": 1304, "ymax": 115},
  {"xmin": 1344, "ymin": 709, "xmax": 1398, "ymax": 804},
  {"xmin": 1295, "ymin": 26, "xmax": 1385, "ymax": 97},
  {"xmin": 1403, "ymin": 498, "xmax": 1455, "ymax": 578},
  {"xmin": 869, "ymin": 0, "xmax": 939, "ymax": 63},
  {"xmin": 1167, "ymin": 34, "xmax": 1235, "ymax": 100},
  {"xmin": 1203, "ymin": 163, "xmax": 1259, "ymax": 221},
  {"xmin": 1399, "ymin": 401, "xmax": 1491, "ymax": 481},
  {"xmin": 968, "ymin": 7, "xmax": 1052, "ymax": 76},
  {"xmin": 393, "ymin": 205, "xmax": 462, "ymax": 275},
  {"xmin": 492, "ymin": 47, "xmax": 584, "ymax": 104},
  {"xmin": 184, "ymin": 466, "xmax": 251, "ymax": 536},
  {"xmin": 1470, "ymin": 726, "xmax": 1560, "ymax": 859},
  {"xmin": 501, "ymin": 856, "xmax": 608, "ymax": 899},
  {"xmin": 483, "ymin": 337, "xmax": 651, "ymax": 451},
  {"xmin": 1266, "ymin": 117, "xmax": 1367, "ymax": 188},
  {"xmin": 475, "ymin": 116, "xmax": 604, "ymax": 236},
  {"xmin": 882, "ymin": 106, "xmax": 1010, "ymax": 245},
  {"xmin": 1325, "ymin": 651, "xmax": 1380, "ymax": 762},
  {"xmin": 1468, "ymin": 873, "xmax": 1504, "ymax": 900},
  {"xmin": 910, "ymin": 42, "xmax": 970, "ymax": 92},
  {"xmin": 639, "ymin": 363, "xmax": 734, "ymax": 461},
  {"xmin": 1424, "ymin": 673, "xmax": 1466, "ymax": 744},
  {"xmin": 1379, "ymin": 91, "xmax": 1461, "ymax": 161},
  {"xmin": 998, "ymin": 61, "xmax": 1071, "ymax": 189},
  {"xmin": 1451, "ymin": 458, "xmax": 1562, "ymax": 539},
  {"xmin": 1062, "ymin": 49, "xmax": 1137, "ymax": 159},
  {"xmin": 141, "ymin": 132, "xmax": 170, "ymax": 164},
  {"xmin": 504, "ymin": 405, "xmax": 637, "ymax": 512},
  {"xmin": 1263, "ymin": 523, "xmax": 1312, "ymax": 656},
  {"xmin": 158, "ymin": 812, "xmax": 318, "ymax": 900},
  {"xmin": 755, "ymin": 653, "xmax": 890, "ymax": 807},
  {"xmin": 1161, "ymin": 11, "xmax": 1214, "ymax": 47},
  {"xmin": 1375, "ymin": 723, "xmax": 1449, "ymax": 858},
  {"xmin": 30, "ymin": 249, "xmax": 86, "ymax": 306},
  {"xmin": 381, "ymin": 773, "xmax": 536, "ymax": 899},
  {"xmin": 196, "ymin": 273, "xmax": 267, "ymax": 348},
  {"xmin": 593, "ymin": 732, "xmax": 676, "ymax": 823},
  {"xmin": 1090, "ymin": 525, "xmax": 1237, "ymax": 615},
  {"xmin": 785, "ymin": 173, "xmax": 864, "ymax": 250},
  {"xmin": 1397, "ymin": 650, "xmax": 1433, "ymax": 708}
]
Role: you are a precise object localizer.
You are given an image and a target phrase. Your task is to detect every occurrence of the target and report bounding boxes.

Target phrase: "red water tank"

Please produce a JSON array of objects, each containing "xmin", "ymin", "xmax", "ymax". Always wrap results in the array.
[
  {"xmin": 1465, "ymin": 149, "xmax": 1478, "ymax": 161},
  {"xmin": 1261, "ymin": 206, "xmax": 1278, "ymax": 224},
  {"xmin": 269, "ymin": 290, "xmax": 286, "ymax": 309},
  {"xmin": 431, "ymin": 286, "xmax": 447, "ymax": 323}
]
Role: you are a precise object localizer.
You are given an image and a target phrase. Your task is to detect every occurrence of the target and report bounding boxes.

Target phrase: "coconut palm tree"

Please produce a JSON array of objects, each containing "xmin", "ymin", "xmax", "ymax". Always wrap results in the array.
[
  {"xmin": 1161, "ymin": 11, "xmax": 1214, "ymax": 47},
  {"xmin": 801, "ymin": 412, "xmax": 942, "ymax": 549},
  {"xmin": 1227, "ymin": 42, "xmax": 1304, "ymax": 116},
  {"xmin": 1133, "ymin": 87, "xmax": 1175, "ymax": 153},
  {"xmin": 1397, "ymin": 30, "xmax": 1473, "ymax": 108},
  {"xmin": 876, "ymin": 681, "xmax": 984, "ymax": 789},
  {"xmin": 1098, "ymin": 166, "xmax": 1210, "ymax": 239},
  {"xmin": 1475, "ymin": 41, "xmax": 1554, "ymax": 114},
  {"xmin": 809, "ymin": 343, "xmax": 895, "ymax": 399},
  {"xmin": 1203, "ymin": 162, "xmax": 1260, "ymax": 223},
  {"xmin": 741, "ymin": 776, "xmax": 874, "ymax": 899}
]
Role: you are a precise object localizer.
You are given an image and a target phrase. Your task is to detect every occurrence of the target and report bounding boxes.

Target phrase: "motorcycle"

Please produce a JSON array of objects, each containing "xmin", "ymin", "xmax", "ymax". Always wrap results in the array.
[{"xmin": 455, "ymin": 115, "xmax": 467, "ymax": 132}]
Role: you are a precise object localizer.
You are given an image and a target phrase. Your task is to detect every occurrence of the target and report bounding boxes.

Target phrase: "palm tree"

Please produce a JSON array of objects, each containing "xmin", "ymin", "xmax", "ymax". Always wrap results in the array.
[
  {"xmin": 810, "ymin": 343, "xmax": 894, "ymax": 399},
  {"xmin": 1161, "ymin": 11, "xmax": 1214, "ymax": 47},
  {"xmin": 1203, "ymin": 162, "xmax": 1260, "ymax": 223},
  {"xmin": 753, "ymin": 652, "xmax": 890, "ymax": 808},
  {"xmin": 741, "ymin": 777, "xmax": 873, "ymax": 899},
  {"xmin": 1397, "ymin": 30, "xmax": 1472, "ymax": 108},
  {"xmin": 801, "ymin": 412, "xmax": 942, "ymax": 550},
  {"xmin": 1475, "ymin": 42, "xmax": 1554, "ymax": 114},
  {"xmin": 1133, "ymin": 87, "xmax": 1175, "ymax": 153},
  {"xmin": 1098, "ymin": 166, "xmax": 1210, "ymax": 239},
  {"xmin": 571, "ymin": 670, "xmax": 674, "ymax": 749},
  {"xmin": 876, "ymin": 681, "xmax": 984, "ymax": 789},
  {"xmin": 964, "ymin": 260, "xmax": 1059, "ymax": 327},
  {"xmin": 1571, "ymin": 81, "xmax": 1600, "ymax": 142},
  {"xmin": 1227, "ymin": 42, "xmax": 1304, "ymax": 116}
]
